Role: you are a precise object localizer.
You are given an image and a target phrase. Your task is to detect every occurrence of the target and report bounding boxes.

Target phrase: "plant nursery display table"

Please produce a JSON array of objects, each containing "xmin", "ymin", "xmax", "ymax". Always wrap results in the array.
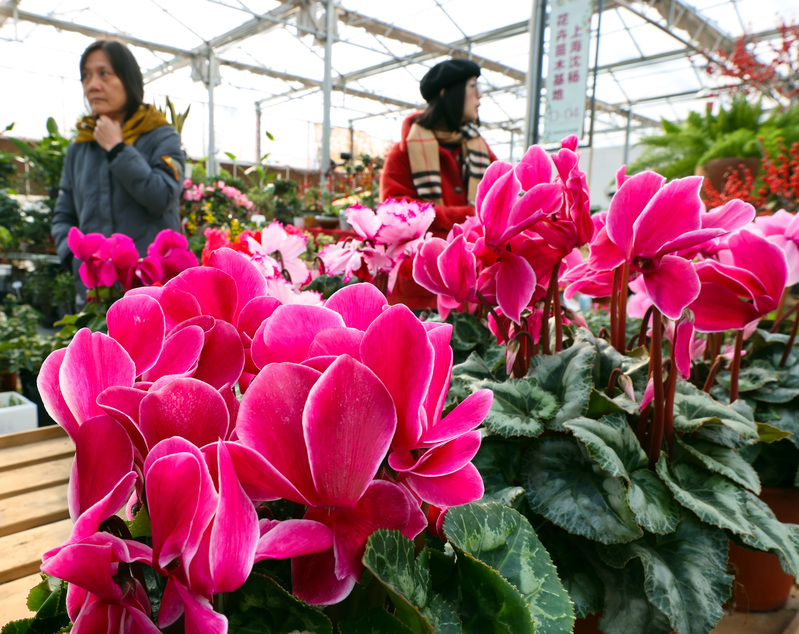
[{"xmin": 0, "ymin": 426, "xmax": 73, "ymax": 624}]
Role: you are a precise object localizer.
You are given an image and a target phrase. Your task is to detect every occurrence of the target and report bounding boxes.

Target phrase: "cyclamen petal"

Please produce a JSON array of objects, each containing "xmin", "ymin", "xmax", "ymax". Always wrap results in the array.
[
  {"xmin": 59, "ymin": 329, "xmax": 137, "ymax": 427},
  {"xmin": 106, "ymin": 294, "xmax": 165, "ymax": 377},
  {"xmin": 494, "ymin": 252, "xmax": 536, "ymax": 324},
  {"xmin": 37, "ymin": 348, "xmax": 79, "ymax": 439},
  {"xmin": 304, "ymin": 356, "xmax": 396, "ymax": 507},
  {"xmin": 252, "ymin": 304, "xmax": 345, "ymax": 367},
  {"xmin": 255, "ymin": 519, "xmax": 333, "ymax": 561},
  {"xmin": 402, "ymin": 462, "xmax": 484, "ymax": 508},
  {"xmin": 641, "ymin": 255, "xmax": 700, "ymax": 320}
]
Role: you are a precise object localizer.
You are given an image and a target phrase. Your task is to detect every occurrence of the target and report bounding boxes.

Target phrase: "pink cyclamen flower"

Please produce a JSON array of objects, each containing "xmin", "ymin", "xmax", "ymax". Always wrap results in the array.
[
  {"xmin": 588, "ymin": 172, "xmax": 735, "ymax": 319},
  {"xmin": 752, "ymin": 209, "xmax": 799, "ymax": 285},
  {"xmin": 147, "ymin": 229, "xmax": 199, "ymax": 283},
  {"xmin": 689, "ymin": 229, "xmax": 788, "ymax": 332},
  {"xmin": 235, "ymin": 355, "xmax": 426, "ymax": 604}
]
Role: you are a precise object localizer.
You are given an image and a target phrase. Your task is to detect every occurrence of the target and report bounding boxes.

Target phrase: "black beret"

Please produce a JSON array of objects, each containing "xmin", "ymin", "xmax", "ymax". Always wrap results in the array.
[{"xmin": 420, "ymin": 59, "xmax": 481, "ymax": 103}]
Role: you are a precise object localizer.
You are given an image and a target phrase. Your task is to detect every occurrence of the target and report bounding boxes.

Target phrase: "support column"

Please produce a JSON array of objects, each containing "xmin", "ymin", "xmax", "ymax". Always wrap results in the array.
[{"xmin": 320, "ymin": 0, "xmax": 335, "ymax": 191}]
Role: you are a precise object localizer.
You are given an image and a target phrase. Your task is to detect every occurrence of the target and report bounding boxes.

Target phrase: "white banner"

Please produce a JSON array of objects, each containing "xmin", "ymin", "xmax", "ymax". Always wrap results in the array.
[{"xmin": 543, "ymin": 0, "xmax": 592, "ymax": 143}]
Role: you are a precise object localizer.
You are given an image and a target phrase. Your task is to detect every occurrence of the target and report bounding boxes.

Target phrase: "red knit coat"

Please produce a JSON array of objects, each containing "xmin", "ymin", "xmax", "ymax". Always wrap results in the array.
[
  {"xmin": 379, "ymin": 112, "xmax": 498, "ymax": 236},
  {"xmin": 379, "ymin": 112, "xmax": 498, "ymax": 309}
]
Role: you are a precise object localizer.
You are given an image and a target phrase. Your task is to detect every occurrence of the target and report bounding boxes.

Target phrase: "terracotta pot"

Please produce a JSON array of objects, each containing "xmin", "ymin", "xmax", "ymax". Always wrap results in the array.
[
  {"xmin": 695, "ymin": 157, "xmax": 760, "ymax": 198},
  {"xmin": 728, "ymin": 486, "xmax": 799, "ymax": 612},
  {"xmin": 0, "ymin": 371, "xmax": 18, "ymax": 392}
]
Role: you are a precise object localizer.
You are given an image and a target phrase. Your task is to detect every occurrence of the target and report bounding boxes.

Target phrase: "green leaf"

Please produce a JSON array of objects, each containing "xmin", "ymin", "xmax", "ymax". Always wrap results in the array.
[
  {"xmin": 479, "ymin": 378, "xmax": 557, "ymax": 437},
  {"xmin": 338, "ymin": 608, "xmax": 416, "ymax": 633},
  {"xmin": 449, "ymin": 545, "xmax": 534, "ymax": 633},
  {"xmin": 628, "ymin": 469, "xmax": 680, "ymax": 534},
  {"xmin": 472, "ymin": 436, "xmax": 527, "ymax": 506},
  {"xmin": 737, "ymin": 489, "xmax": 799, "ymax": 580},
  {"xmin": 363, "ymin": 530, "xmax": 459, "ymax": 634},
  {"xmin": 676, "ymin": 437, "xmax": 761, "ymax": 494},
  {"xmin": 585, "ymin": 388, "xmax": 639, "ymax": 418},
  {"xmin": 445, "ymin": 502, "xmax": 575, "ymax": 634},
  {"xmin": 227, "ymin": 573, "xmax": 332, "ymax": 634},
  {"xmin": 127, "ymin": 506, "xmax": 151, "ymax": 539},
  {"xmin": 447, "ymin": 351, "xmax": 506, "ymax": 407},
  {"xmin": 757, "ymin": 422, "xmax": 794, "ymax": 443},
  {"xmin": 1, "ymin": 577, "xmax": 70, "ymax": 634},
  {"xmin": 592, "ymin": 558, "xmax": 673, "ymax": 634},
  {"xmin": 672, "ymin": 382, "xmax": 758, "ymax": 443},
  {"xmin": 655, "ymin": 455, "xmax": 753, "ymax": 536},
  {"xmin": 716, "ymin": 361, "xmax": 778, "ymax": 392},
  {"xmin": 528, "ymin": 340, "xmax": 595, "ymax": 429},
  {"xmin": 592, "ymin": 335, "xmax": 651, "ymax": 396},
  {"xmin": 564, "ymin": 413, "xmax": 648, "ymax": 480},
  {"xmin": 757, "ymin": 406, "xmax": 799, "ymax": 450},
  {"xmin": 523, "ymin": 436, "xmax": 643, "ymax": 544},
  {"xmin": 750, "ymin": 383, "xmax": 799, "ymax": 404},
  {"xmin": 599, "ymin": 513, "xmax": 732, "ymax": 634}
]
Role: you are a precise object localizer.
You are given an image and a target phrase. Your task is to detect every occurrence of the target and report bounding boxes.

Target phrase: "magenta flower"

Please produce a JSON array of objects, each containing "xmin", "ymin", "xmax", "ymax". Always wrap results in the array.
[
  {"xmin": 41, "ymin": 532, "xmax": 157, "ymax": 634},
  {"xmin": 752, "ymin": 209, "xmax": 799, "ymax": 285},
  {"xmin": 689, "ymin": 229, "xmax": 788, "ymax": 332},
  {"xmin": 68, "ymin": 228, "xmax": 139, "ymax": 289},
  {"xmin": 235, "ymin": 356, "xmax": 425, "ymax": 604},
  {"xmin": 588, "ymin": 172, "xmax": 729, "ymax": 319},
  {"xmin": 146, "ymin": 229, "xmax": 198, "ymax": 282}
]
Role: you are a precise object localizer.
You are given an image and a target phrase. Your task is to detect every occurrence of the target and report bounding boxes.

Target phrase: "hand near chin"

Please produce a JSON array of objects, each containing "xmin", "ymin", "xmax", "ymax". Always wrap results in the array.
[{"xmin": 94, "ymin": 115, "xmax": 124, "ymax": 151}]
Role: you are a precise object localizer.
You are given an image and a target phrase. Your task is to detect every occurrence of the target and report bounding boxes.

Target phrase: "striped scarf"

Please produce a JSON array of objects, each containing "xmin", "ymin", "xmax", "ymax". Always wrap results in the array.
[{"xmin": 406, "ymin": 121, "xmax": 491, "ymax": 205}]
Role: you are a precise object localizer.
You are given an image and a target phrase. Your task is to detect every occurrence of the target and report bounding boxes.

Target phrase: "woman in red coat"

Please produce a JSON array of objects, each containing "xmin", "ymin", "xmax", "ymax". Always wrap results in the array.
[
  {"xmin": 380, "ymin": 58, "xmax": 498, "ymax": 236},
  {"xmin": 380, "ymin": 58, "xmax": 498, "ymax": 308}
]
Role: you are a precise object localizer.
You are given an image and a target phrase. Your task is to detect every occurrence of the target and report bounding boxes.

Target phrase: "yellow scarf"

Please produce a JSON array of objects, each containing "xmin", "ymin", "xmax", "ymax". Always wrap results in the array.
[
  {"xmin": 406, "ymin": 121, "xmax": 491, "ymax": 205},
  {"xmin": 75, "ymin": 104, "xmax": 170, "ymax": 146}
]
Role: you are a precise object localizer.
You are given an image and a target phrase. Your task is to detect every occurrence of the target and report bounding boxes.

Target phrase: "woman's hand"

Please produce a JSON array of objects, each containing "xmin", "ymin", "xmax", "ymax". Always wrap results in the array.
[{"xmin": 94, "ymin": 115, "xmax": 124, "ymax": 151}]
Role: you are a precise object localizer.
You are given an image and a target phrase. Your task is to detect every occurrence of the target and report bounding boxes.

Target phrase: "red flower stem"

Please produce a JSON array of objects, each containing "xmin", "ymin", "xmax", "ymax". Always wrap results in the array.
[
  {"xmin": 475, "ymin": 290, "xmax": 512, "ymax": 346},
  {"xmin": 637, "ymin": 305, "xmax": 655, "ymax": 348},
  {"xmin": 610, "ymin": 267, "xmax": 620, "ymax": 351},
  {"xmin": 770, "ymin": 300, "xmax": 799, "ymax": 333},
  {"xmin": 552, "ymin": 272, "xmax": 563, "ymax": 352},
  {"xmin": 703, "ymin": 356, "xmax": 723, "ymax": 393},
  {"xmin": 779, "ymin": 312, "xmax": 799, "ymax": 368},
  {"xmin": 647, "ymin": 309, "xmax": 665, "ymax": 469},
  {"xmin": 541, "ymin": 267, "xmax": 559, "ymax": 355},
  {"xmin": 616, "ymin": 261, "xmax": 630, "ymax": 352},
  {"xmin": 664, "ymin": 322, "xmax": 680, "ymax": 457},
  {"xmin": 774, "ymin": 287, "xmax": 789, "ymax": 325},
  {"xmin": 728, "ymin": 329, "xmax": 744, "ymax": 403}
]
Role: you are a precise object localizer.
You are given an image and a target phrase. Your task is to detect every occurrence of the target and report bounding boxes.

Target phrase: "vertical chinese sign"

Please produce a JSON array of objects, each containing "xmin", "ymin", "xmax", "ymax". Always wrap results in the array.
[{"xmin": 543, "ymin": 0, "xmax": 592, "ymax": 142}]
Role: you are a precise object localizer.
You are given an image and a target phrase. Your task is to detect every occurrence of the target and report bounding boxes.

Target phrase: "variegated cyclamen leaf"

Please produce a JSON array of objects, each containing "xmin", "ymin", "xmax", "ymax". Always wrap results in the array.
[
  {"xmin": 749, "ymin": 383, "xmax": 799, "ymax": 403},
  {"xmin": 585, "ymin": 389, "xmax": 639, "ymax": 418},
  {"xmin": 628, "ymin": 469, "xmax": 680, "ymax": 535},
  {"xmin": 338, "ymin": 608, "xmax": 416, "ymax": 633},
  {"xmin": 363, "ymin": 530, "xmax": 460, "ymax": 634},
  {"xmin": 444, "ymin": 502, "xmax": 575, "ymax": 634},
  {"xmin": 737, "ymin": 490, "xmax": 799, "ymax": 580},
  {"xmin": 528, "ymin": 340, "xmax": 595, "ymax": 429},
  {"xmin": 598, "ymin": 513, "xmax": 733, "ymax": 634},
  {"xmin": 564, "ymin": 413, "xmax": 647, "ymax": 480},
  {"xmin": 592, "ymin": 559, "xmax": 673, "ymax": 634},
  {"xmin": 715, "ymin": 361, "xmax": 778, "ymax": 393},
  {"xmin": 592, "ymin": 335, "xmax": 651, "ymax": 395},
  {"xmin": 447, "ymin": 351, "xmax": 506, "ymax": 408},
  {"xmin": 672, "ymin": 382, "xmax": 757, "ymax": 442},
  {"xmin": 226, "ymin": 573, "xmax": 333, "ymax": 634},
  {"xmin": 472, "ymin": 436, "xmax": 527, "ymax": 506},
  {"xmin": 449, "ymin": 545, "xmax": 534, "ymax": 634},
  {"xmin": 676, "ymin": 437, "xmax": 761, "ymax": 495},
  {"xmin": 523, "ymin": 436, "xmax": 643, "ymax": 544},
  {"xmin": 655, "ymin": 455, "xmax": 753, "ymax": 536},
  {"xmin": 478, "ymin": 377, "xmax": 557, "ymax": 437}
]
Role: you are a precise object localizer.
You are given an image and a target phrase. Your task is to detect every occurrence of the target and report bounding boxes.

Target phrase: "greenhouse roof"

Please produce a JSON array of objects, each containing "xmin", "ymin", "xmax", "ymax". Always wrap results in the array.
[{"xmin": 1, "ymin": 0, "xmax": 798, "ymax": 171}]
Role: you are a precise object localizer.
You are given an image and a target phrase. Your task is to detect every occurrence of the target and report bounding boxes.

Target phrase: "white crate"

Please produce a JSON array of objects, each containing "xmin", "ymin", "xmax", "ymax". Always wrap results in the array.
[{"xmin": 0, "ymin": 391, "xmax": 38, "ymax": 435}]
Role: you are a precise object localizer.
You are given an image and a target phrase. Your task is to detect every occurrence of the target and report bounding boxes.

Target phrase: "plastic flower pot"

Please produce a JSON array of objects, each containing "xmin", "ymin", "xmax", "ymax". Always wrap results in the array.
[
  {"xmin": 729, "ymin": 486, "xmax": 799, "ymax": 612},
  {"xmin": 0, "ymin": 390, "xmax": 38, "ymax": 435}
]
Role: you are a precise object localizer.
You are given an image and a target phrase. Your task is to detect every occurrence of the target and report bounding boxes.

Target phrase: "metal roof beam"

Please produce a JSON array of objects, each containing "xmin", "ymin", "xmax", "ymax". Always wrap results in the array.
[{"xmin": 0, "ymin": 4, "xmax": 188, "ymax": 56}]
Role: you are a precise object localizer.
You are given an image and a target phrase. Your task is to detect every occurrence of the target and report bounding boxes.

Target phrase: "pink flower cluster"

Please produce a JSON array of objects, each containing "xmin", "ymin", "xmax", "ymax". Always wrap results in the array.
[
  {"xmin": 182, "ymin": 179, "xmax": 254, "ymax": 211},
  {"xmin": 37, "ymin": 247, "xmax": 492, "ymax": 631},
  {"xmin": 318, "ymin": 198, "xmax": 435, "ymax": 292},
  {"xmin": 413, "ymin": 136, "xmax": 591, "ymax": 324},
  {"xmin": 68, "ymin": 227, "xmax": 198, "ymax": 292}
]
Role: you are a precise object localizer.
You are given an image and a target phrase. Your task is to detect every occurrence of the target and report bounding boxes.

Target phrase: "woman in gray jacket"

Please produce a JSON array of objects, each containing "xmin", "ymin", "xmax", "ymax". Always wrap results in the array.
[{"xmin": 52, "ymin": 40, "xmax": 185, "ymax": 298}]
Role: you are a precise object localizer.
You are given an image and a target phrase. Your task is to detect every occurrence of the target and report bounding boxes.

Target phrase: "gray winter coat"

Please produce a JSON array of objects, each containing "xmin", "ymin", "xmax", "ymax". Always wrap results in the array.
[{"xmin": 52, "ymin": 124, "xmax": 185, "ymax": 269}]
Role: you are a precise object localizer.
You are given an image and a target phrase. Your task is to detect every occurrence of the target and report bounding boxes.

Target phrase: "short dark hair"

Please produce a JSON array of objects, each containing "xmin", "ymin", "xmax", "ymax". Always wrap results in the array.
[
  {"xmin": 80, "ymin": 40, "xmax": 144, "ymax": 121},
  {"xmin": 415, "ymin": 79, "xmax": 471, "ymax": 132}
]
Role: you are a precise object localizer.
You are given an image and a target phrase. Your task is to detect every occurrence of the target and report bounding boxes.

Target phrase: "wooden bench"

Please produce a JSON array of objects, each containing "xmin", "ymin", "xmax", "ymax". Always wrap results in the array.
[{"xmin": 0, "ymin": 425, "xmax": 74, "ymax": 625}]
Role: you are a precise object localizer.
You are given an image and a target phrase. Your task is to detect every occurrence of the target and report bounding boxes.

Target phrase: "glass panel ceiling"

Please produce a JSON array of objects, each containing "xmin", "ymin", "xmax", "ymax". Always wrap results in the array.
[{"xmin": 1, "ymin": 0, "xmax": 797, "ymax": 172}]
